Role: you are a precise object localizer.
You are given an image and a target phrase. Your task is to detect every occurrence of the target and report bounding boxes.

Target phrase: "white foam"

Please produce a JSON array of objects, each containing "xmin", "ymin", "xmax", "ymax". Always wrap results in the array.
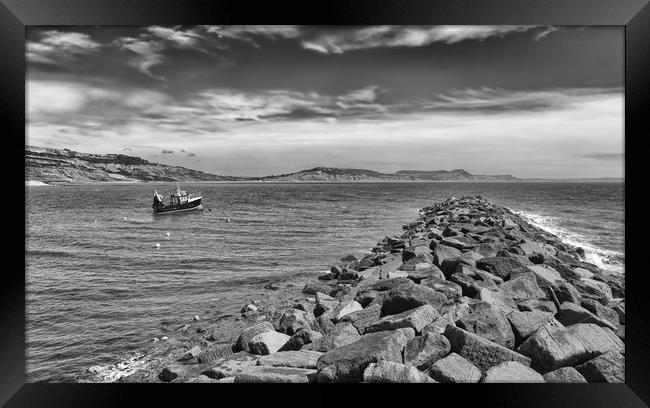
[
  {"xmin": 511, "ymin": 209, "xmax": 624, "ymax": 274},
  {"xmin": 88, "ymin": 353, "xmax": 151, "ymax": 382}
]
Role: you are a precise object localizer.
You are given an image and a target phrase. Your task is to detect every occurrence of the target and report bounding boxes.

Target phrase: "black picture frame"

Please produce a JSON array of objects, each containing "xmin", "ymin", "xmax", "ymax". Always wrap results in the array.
[{"xmin": 4, "ymin": 0, "xmax": 649, "ymax": 406}]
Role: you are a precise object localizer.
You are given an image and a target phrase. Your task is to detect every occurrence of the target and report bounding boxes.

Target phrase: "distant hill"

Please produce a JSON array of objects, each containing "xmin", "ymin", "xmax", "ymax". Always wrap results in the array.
[
  {"xmin": 26, "ymin": 146, "xmax": 618, "ymax": 184},
  {"xmin": 25, "ymin": 146, "xmax": 241, "ymax": 184}
]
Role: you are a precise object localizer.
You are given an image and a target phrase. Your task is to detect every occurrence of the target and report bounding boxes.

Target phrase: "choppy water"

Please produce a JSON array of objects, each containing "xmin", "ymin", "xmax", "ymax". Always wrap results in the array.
[{"xmin": 25, "ymin": 181, "xmax": 624, "ymax": 381}]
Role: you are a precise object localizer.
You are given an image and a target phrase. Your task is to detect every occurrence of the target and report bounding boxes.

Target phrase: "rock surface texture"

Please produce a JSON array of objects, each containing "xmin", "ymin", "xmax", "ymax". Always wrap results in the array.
[{"xmin": 103, "ymin": 196, "xmax": 623, "ymax": 383}]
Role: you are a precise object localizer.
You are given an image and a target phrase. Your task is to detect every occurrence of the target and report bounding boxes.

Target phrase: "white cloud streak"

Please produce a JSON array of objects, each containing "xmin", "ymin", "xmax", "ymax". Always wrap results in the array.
[{"xmin": 27, "ymin": 30, "xmax": 102, "ymax": 64}]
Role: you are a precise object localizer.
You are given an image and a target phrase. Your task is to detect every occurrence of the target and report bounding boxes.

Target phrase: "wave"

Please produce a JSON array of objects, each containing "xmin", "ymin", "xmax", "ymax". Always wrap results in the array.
[
  {"xmin": 87, "ymin": 352, "xmax": 151, "ymax": 382},
  {"xmin": 510, "ymin": 209, "xmax": 624, "ymax": 274}
]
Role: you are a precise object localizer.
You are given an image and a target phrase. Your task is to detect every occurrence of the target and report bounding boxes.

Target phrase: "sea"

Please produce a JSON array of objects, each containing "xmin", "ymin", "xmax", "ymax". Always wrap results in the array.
[{"xmin": 25, "ymin": 181, "xmax": 624, "ymax": 382}]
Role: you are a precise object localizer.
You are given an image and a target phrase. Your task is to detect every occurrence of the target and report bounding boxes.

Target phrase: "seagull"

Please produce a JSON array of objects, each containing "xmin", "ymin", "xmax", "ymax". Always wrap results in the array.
[
  {"xmin": 155, "ymin": 243, "xmax": 160, "ymax": 249},
  {"xmin": 165, "ymin": 232, "xmax": 170, "ymax": 237}
]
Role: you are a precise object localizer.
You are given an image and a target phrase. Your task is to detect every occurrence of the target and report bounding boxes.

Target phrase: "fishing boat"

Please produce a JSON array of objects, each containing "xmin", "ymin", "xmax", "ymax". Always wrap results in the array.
[{"xmin": 152, "ymin": 186, "xmax": 203, "ymax": 215}]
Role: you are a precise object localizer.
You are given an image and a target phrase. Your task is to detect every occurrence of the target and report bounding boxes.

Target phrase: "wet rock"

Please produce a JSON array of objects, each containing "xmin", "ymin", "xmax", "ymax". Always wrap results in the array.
[
  {"xmin": 476, "ymin": 257, "xmax": 528, "ymax": 280},
  {"xmin": 428, "ymin": 352, "xmax": 482, "ymax": 383},
  {"xmin": 279, "ymin": 329, "xmax": 323, "ymax": 351},
  {"xmin": 443, "ymin": 325, "xmax": 531, "ymax": 372},
  {"xmin": 160, "ymin": 363, "xmax": 211, "ymax": 382},
  {"xmin": 516, "ymin": 319, "xmax": 589, "ymax": 373},
  {"xmin": 179, "ymin": 345, "xmax": 202, "ymax": 361},
  {"xmin": 366, "ymin": 304, "xmax": 439, "ymax": 334},
  {"xmin": 566, "ymin": 323, "xmax": 624, "ymax": 357},
  {"xmin": 381, "ymin": 283, "xmax": 448, "ymax": 316},
  {"xmin": 316, "ymin": 328, "xmax": 413, "ymax": 382},
  {"xmin": 234, "ymin": 366, "xmax": 317, "ymax": 383},
  {"xmin": 575, "ymin": 351, "xmax": 624, "ymax": 383},
  {"xmin": 506, "ymin": 310, "xmax": 555, "ymax": 345},
  {"xmin": 257, "ymin": 350, "xmax": 323, "ymax": 369},
  {"xmin": 555, "ymin": 302, "xmax": 617, "ymax": 331},
  {"xmin": 202, "ymin": 352, "xmax": 259, "ymax": 379},
  {"xmin": 363, "ymin": 360, "xmax": 434, "ymax": 383},
  {"xmin": 542, "ymin": 367, "xmax": 587, "ymax": 383},
  {"xmin": 404, "ymin": 332, "xmax": 451, "ymax": 371},
  {"xmin": 234, "ymin": 322, "xmax": 276, "ymax": 352},
  {"xmin": 455, "ymin": 302, "xmax": 515, "ymax": 349},
  {"xmin": 481, "ymin": 361, "xmax": 545, "ymax": 383},
  {"xmin": 248, "ymin": 330, "xmax": 292, "ymax": 355}
]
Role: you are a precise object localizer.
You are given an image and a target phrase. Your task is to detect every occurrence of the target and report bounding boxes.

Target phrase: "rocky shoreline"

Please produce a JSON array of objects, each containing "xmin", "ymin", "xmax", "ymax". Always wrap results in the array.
[{"xmin": 90, "ymin": 195, "xmax": 625, "ymax": 383}]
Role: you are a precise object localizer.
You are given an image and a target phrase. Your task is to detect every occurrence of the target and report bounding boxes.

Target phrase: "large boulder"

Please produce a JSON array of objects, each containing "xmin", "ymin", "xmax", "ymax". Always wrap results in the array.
[
  {"xmin": 578, "ymin": 278, "xmax": 614, "ymax": 302},
  {"xmin": 372, "ymin": 277, "xmax": 413, "ymax": 292},
  {"xmin": 443, "ymin": 325, "xmax": 531, "ymax": 372},
  {"xmin": 575, "ymin": 351, "xmax": 624, "ymax": 383},
  {"xmin": 515, "ymin": 320, "xmax": 589, "ymax": 373},
  {"xmin": 303, "ymin": 282, "xmax": 334, "ymax": 295},
  {"xmin": 339, "ymin": 304, "xmax": 382, "ymax": 334},
  {"xmin": 332, "ymin": 300, "xmax": 363, "ymax": 322},
  {"xmin": 441, "ymin": 236, "xmax": 476, "ymax": 250},
  {"xmin": 515, "ymin": 264, "xmax": 565, "ymax": 289},
  {"xmin": 455, "ymin": 302, "xmax": 515, "ymax": 349},
  {"xmin": 234, "ymin": 366, "xmax": 317, "ymax": 383},
  {"xmin": 498, "ymin": 273, "xmax": 545, "ymax": 301},
  {"xmin": 553, "ymin": 282, "xmax": 582, "ymax": 304},
  {"xmin": 420, "ymin": 278, "xmax": 463, "ymax": 299},
  {"xmin": 476, "ymin": 257, "xmax": 528, "ymax": 280},
  {"xmin": 202, "ymin": 352, "xmax": 259, "ymax": 379},
  {"xmin": 516, "ymin": 298, "xmax": 558, "ymax": 314},
  {"xmin": 555, "ymin": 302, "xmax": 617, "ymax": 331},
  {"xmin": 279, "ymin": 329, "xmax": 323, "ymax": 351},
  {"xmin": 381, "ymin": 283, "xmax": 448, "ymax": 316},
  {"xmin": 257, "ymin": 350, "xmax": 323, "ymax": 369},
  {"xmin": 432, "ymin": 244, "xmax": 463, "ymax": 267},
  {"xmin": 277, "ymin": 309, "xmax": 316, "ymax": 335},
  {"xmin": 481, "ymin": 361, "xmax": 545, "ymax": 383},
  {"xmin": 428, "ymin": 352, "xmax": 482, "ymax": 383},
  {"xmin": 407, "ymin": 266, "xmax": 445, "ymax": 283},
  {"xmin": 363, "ymin": 360, "xmax": 433, "ymax": 383},
  {"xmin": 542, "ymin": 367, "xmax": 587, "ymax": 383},
  {"xmin": 439, "ymin": 252, "xmax": 484, "ymax": 277},
  {"xmin": 234, "ymin": 322, "xmax": 276, "ymax": 352},
  {"xmin": 580, "ymin": 299, "xmax": 619, "ymax": 329},
  {"xmin": 476, "ymin": 288, "xmax": 518, "ymax": 312},
  {"xmin": 307, "ymin": 322, "xmax": 361, "ymax": 352},
  {"xmin": 366, "ymin": 304, "xmax": 439, "ymax": 334},
  {"xmin": 566, "ymin": 323, "xmax": 624, "ymax": 357},
  {"xmin": 316, "ymin": 328, "xmax": 414, "ymax": 382},
  {"xmin": 506, "ymin": 310, "xmax": 555, "ymax": 345},
  {"xmin": 404, "ymin": 332, "xmax": 451, "ymax": 371},
  {"xmin": 248, "ymin": 330, "xmax": 292, "ymax": 355}
]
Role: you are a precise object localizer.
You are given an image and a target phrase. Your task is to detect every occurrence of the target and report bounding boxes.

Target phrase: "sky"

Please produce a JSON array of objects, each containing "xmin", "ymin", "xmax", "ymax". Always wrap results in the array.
[{"xmin": 26, "ymin": 25, "xmax": 624, "ymax": 178}]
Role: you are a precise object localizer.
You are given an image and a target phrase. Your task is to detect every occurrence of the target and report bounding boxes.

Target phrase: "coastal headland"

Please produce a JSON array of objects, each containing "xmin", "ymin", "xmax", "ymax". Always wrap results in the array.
[{"xmin": 86, "ymin": 195, "xmax": 625, "ymax": 383}]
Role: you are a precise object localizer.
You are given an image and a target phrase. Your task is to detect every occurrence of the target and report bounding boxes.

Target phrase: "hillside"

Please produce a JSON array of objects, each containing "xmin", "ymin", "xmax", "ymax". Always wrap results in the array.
[{"xmin": 25, "ymin": 146, "xmax": 240, "ymax": 184}]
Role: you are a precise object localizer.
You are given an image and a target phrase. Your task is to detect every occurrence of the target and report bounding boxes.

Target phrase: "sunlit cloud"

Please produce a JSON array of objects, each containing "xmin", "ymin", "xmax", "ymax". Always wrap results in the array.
[
  {"xmin": 301, "ymin": 26, "xmax": 543, "ymax": 54},
  {"xmin": 27, "ymin": 30, "xmax": 102, "ymax": 64}
]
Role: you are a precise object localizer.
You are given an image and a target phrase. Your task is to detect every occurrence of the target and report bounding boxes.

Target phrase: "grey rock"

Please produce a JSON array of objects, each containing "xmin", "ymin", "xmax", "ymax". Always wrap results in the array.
[
  {"xmin": 506, "ymin": 310, "xmax": 555, "ymax": 345},
  {"xmin": 363, "ymin": 360, "xmax": 434, "ymax": 383},
  {"xmin": 566, "ymin": 323, "xmax": 624, "ymax": 357},
  {"xmin": 428, "ymin": 352, "xmax": 482, "ymax": 383},
  {"xmin": 278, "ymin": 329, "xmax": 323, "ymax": 351},
  {"xmin": 404, "ymin": 332, "xmax": 451, "ymax": 370},
  {"xmin": 366, "ymin": 304, "xmax": 439, "ymax": 335},
  {"xmin": 257, "ymin": 350, "xmax": 323, "ymax": 369},
  {"xmin": 575, "ymin": 351, "xmax": 624, "ymax": 383},
  {"xmin": 455, "ymin": 302, "xmax": 515, "ymax": 349},
  {"xmin": 481, "ymin": 361, "xmax": 545, "ymax": 383},
  {"xmin": 381, "ymin": 283, "xmax": 448, "ymax": 316},
  {"xmin": 555, "ymin": 302, "xmax": 617, "ymax": 331},
  {"xmin": 499, "ymin": 273, "xmax": 546, "ymax": 302},
  {"xmin": 542, "ymin": 367, "xmax": 588, "ymax": 383},
  {"xmin": 234, "ymin": 322, "xmax": 276, "ymax": 352},
  {"xmin": 234, "ymin": 366, "xmax": 317, "ymax": 383}
]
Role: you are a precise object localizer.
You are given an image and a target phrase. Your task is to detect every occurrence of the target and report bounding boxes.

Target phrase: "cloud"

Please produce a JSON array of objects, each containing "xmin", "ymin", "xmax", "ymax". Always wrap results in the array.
[
  {"xmin": 146, "ymin": 26, "xmax": 204, "ymax": 48},
  {"xmin": 113, "ymin": 37, "xmax": 166, "ymax": 80},
  {"xmin": 581, "ymin": 153, "xmax": 624, "ymax": 161},
  {"xmin": 203, "ymin": 25, "xmax": 301, "ymax": 45},
  {"xmin": 161, "ymin": 150, "xmax": 174, "ymax": 154},
  {"xmin": 415, "ymin": 86, "xmax": 622, "ymax": 113},
  {"xmin": 27, "ymin": 30, "xmax": 102, "ymax": 64},
  {"xmin": 300, "ymin": 26, "xmax": 541, "ymax": 54},
  {"xmin": 123, "ymin": 147, "xmax": 132, "ymax": 151}
]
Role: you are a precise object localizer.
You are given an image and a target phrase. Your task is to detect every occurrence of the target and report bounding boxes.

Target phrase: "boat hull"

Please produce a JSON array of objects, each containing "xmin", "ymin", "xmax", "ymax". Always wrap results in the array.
[{"xmin": 153, "ymin": 197, "xmax": 203, "ymax": 215}]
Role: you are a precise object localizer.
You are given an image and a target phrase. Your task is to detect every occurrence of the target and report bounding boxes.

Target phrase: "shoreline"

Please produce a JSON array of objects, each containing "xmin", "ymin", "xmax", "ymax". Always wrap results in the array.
[{"xmin": 81, "ymin": 195, "xmax": 624, "ymax": 383}]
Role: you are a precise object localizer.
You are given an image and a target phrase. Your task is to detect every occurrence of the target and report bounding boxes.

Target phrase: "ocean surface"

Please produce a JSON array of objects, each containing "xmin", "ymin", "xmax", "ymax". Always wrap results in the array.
[{"xmin": 25, "ymin": 182, "xmax": 624, "ymax": 381}]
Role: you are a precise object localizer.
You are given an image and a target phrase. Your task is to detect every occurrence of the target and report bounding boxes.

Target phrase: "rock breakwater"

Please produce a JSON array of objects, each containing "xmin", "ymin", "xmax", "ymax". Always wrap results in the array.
[{"xmin": 96, "ymin": 195, "xmax": 624, "ymax": 383}]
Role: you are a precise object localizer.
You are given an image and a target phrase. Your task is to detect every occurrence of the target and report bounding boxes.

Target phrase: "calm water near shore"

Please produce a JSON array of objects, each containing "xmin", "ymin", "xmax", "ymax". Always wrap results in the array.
[{"xmin": 25, "ymin": 182, "xmax": 624, "ymax": 381}]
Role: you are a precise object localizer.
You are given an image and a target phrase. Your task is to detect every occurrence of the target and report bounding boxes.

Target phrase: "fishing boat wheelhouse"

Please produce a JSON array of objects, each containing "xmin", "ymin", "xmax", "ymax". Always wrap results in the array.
[{"xmin": 153, "ymin": 186, "xmax": 203, "ymax": 214}]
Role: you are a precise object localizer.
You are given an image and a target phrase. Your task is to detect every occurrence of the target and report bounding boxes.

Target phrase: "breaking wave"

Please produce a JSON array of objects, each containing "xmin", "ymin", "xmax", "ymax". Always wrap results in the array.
[{"xmin": 511, "ymin": 209, "xmax": 624, "ymax": 274}]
